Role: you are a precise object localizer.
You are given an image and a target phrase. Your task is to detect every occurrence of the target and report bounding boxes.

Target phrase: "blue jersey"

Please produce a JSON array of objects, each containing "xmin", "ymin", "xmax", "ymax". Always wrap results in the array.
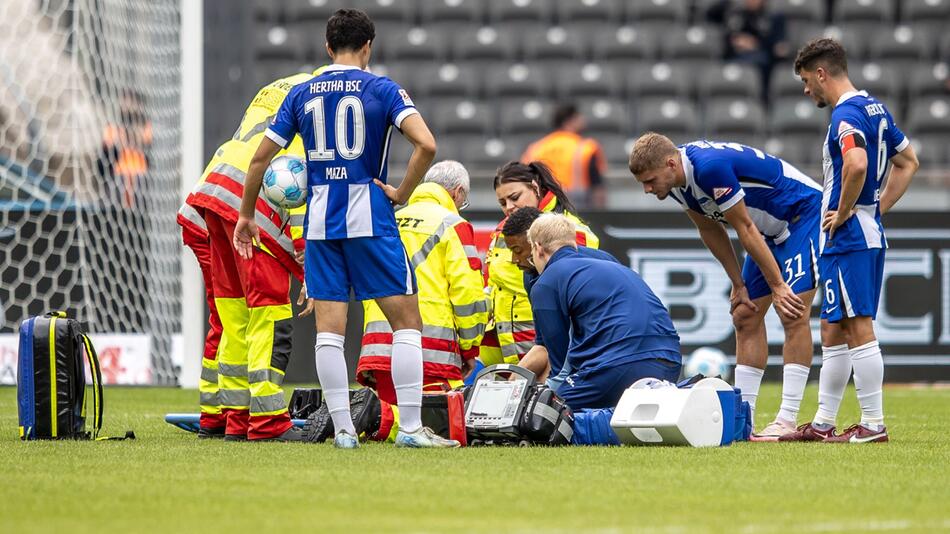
[
  {"xmin": 530, "ymin": 247, "xmax": 680, "ymax": 375},
  {"xmin": 670, "ymin": 141, "xmax": 822, "ymax": 245},
  {"xmin": 821, "ymin": 90, "xmax": 908, "ymax": 255},
  {"xmin": 265, "ymin": 64, "xmax": 419, "ymax": 240}
]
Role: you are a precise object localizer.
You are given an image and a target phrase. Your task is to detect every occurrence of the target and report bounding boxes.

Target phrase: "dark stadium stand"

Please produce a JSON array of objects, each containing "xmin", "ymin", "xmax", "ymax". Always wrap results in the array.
[{"xmin": 247, "ymin": 0, "xmax": 950, "ymax": 190}]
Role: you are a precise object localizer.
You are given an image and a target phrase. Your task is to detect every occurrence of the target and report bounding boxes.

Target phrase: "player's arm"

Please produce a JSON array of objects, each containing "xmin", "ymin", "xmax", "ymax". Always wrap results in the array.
[
  {"xmin": 721, "ymin": 201, "xmax": 805, "ymax": 320},
  {"xmin": 374, "ymin": 115, "xmax": 437, "ymax": 205},
  {"xmin": 825, "ymin": 120, "xmax": 868, "ymax": 238},
  {"xmin": 519, "ymin": 345, "xmax": 550, "ymax": 382},
  {"xmin": 685, "ymin": 209, "xmax": 756, "ymax": 313},
  {"xmin": 233, "ymin": 137, "xmax": 282, "ymax": 259},
  {"xmin": 880, "ymin": 142, "xmax": 919, "ymax": 215}
]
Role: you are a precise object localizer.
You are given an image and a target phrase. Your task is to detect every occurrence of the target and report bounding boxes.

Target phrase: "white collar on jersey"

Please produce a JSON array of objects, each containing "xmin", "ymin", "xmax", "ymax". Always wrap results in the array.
[
  {"xmin": 835, "ymin": 90, "xmax": 869, "ymax": 107},
  {"xmin": 323, "ymin": 64, "xmax": 364, "ymax": 72},
  {"xmin": 679, "ymin": 147, "xmax": 696, "ymax": 188}
]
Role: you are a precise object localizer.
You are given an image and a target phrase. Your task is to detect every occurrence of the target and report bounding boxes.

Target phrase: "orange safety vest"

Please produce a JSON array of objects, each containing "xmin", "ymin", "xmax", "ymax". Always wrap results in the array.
[{"xmin": 522, "ymin": 130, "xmax": 606, "ymax": 193}]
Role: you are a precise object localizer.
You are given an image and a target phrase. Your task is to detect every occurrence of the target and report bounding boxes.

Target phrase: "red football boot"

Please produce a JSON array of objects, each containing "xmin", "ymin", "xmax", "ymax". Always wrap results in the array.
[
  {"xmin": 823, "ymin": 424, "xmax": 889, "ymax": 443},
  {"xmin": 777, "ymin": 422, "xmax": 837, "ymax": 442}
]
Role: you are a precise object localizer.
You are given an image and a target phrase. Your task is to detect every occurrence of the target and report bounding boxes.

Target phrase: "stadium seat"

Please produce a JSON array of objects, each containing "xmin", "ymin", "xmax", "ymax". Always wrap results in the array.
[
  {"xmin": 412, "ymin": 64, "xmax": 481, "ymax": 99},
  {"xmin": 499, "ymin": 99, "xmax": 554, "ymax": 135},
  {"xmin": 636, "ymin": 98, "xmax": 701, "ymax": 145},
  {"xmin": 522, "ymin": 26, "xmax": 588, "ymax": 64},
  {"xmin": 906, "ymin": 62, "xmax": 950, "ymax": 101},
  {"xmin": 907, "ymin": 97, "xmax": 950, "ymax": 135},
  {"xmin": 452, "ymin": 26, "xmax": 519, "ymax": 65},
  {"xmin": 484, "ymin": 63, "xmax": 553, "ymax": 99},
  {"xmin": 769, "ymin": 97, "xmax": 826, "ymax": 137},
  {"xmin": 901, "ymin": 0, "xmax": 950, "ymax": 34},
  {"xmin": 939, "ymin": 32, "xmax": 950, "ymax": 61},
  {"xmin": 625, "ymin": 62, "xmax": 693, "ymax": 101},
  {"xmin": 909, "ymin": 136, "xmax": 950, "ymax": 169},
  {"xmin": 704, "ymin": 98, "xmax": 767, "ymax": 142},
  {"xmin": 599, "ymin": 134, "xmax": 637, "ymax": 169},
  {"xmin": 288, "ymin": 0, "xmax": 346, "ymax": 22},
  {"xmin": 254, "ymin": 0, "xmax": 289, "ymax": 22},
  {"xmin": 770, "ymin": 68, "xmax": 806, "ymax": 100},
  {"xmin": 770, "ymin": 0, "xmax": 826, "ymax": 25},
  {"xmin": 627, "ymin": 0, "xmax": 689, "ymax": 28},
  {"xmin": 251, "ymin": 60, "xmax": 311, "ymax": 90},
  {"xmin": 763, "ymin": 136, "xmax": 822, "ymax": 170},
  {"xmin": 354, "ymin": 0, "xmax": 416, "ymax": 26},
  {"xmin": 431, "ymin": 99, "xmax": 495, "ymax": 136},
  {"xmin": 820, "ymin": 25, "xmax": 869, "ymax": 60},
  {"xmin": 487, "ymin": 0, "xmax": 554, "ymax": 28},
  {"xmin": 463, "ymin": 136, "xmax": 523, "ymax": 168},
  {"xmin": 557, "ymin": 62, "xmax": 622, "ymax": 99},
  {"xmin": 847, "ymin": 62, "xmax": 902, "ymax": 109},
  {"xmin": 556, "ymin": 0, "xmax": 624, "ymax": 28},
  {"xmin": 254, "ymin": 25, "xmax": 306, "ymax": 61},
  {"xmin": 660, "ymin": 25, "xmax": 723, "ymax": 64},
  {"xmin": 387, "ymin": 131, "xmax": 414, "ymax": 167},
  {"xmin": 591, "ymin": 25, "xmax": 660, "ymax": 63},
  {"xmin": 832, "ymin": 0, "xmax": 894, "ymax": 25},
  {"xmin": 867, "ymin": 26, "xmax": 933, "ymax": 64},
  {"xmin": 698, "ymin": 63, "xmax": 762, "ymax": 102},
  {"xmin": 420, "ymin": 0, "xmax": 483, "ymax": 27},
  {"xmin": 380, "ymin": 26, "xmax": 447, "ymax": 64},
  {"xmin": 367, "ymin": 63, "xmax": 416, "ymax": 94},
  {"xmin": 431, "ymin": 137, "xmax": 465, "ymax": 163},
  {"xmin": 579, "ymin": 99, "xmax": 629, "ymax": 135}
]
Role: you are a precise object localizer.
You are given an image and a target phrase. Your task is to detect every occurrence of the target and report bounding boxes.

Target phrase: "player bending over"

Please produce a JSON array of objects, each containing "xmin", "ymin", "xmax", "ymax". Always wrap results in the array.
[
  {"xmin": 234, "ymin": 9, "xmax": 458, "ymax": 448},
  {"xmin": 629, "ymin": 133, "xmax": 816, "ymax": 441},
  {"xmin": 780, "ymin": 38, "xmax": 918, "ymax": 443}
]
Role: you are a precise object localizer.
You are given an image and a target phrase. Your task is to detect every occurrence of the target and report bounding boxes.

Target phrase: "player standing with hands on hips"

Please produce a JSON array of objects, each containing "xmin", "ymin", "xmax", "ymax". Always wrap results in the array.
[
  {"xmin": 781, "ymin": 38, "xmax": 919, "ymax": 443},
  {"xmin": 233, "ymin": 9, "xmax": 460, "ymax": 448}
]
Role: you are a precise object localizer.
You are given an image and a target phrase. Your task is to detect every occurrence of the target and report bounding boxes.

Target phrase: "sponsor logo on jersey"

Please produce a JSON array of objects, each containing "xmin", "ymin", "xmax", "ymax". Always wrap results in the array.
[
  {"xmin": 713, "ymin": 187, "xmax": 732, "ymax": 200},
  {"xmin": 399, "ymin": 89, "xmax": 414, "ymax": 106}
]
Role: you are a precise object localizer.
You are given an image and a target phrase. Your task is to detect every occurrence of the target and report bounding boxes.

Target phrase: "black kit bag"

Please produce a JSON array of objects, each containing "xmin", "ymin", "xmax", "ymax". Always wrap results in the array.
[
  {"xmin": 16, "ymin": 312, "xmax": 134, "ymax": 441},
  {"xmin": 520, "ymin": 385, "xmax": 574, "ymax": 446}
]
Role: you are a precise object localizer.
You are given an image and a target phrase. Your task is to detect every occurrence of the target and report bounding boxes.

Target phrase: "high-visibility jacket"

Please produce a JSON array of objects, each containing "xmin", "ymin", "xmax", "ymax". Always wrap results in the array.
[
  {"xmin": 184, "ymin": 70, "xmax": 322, "ymax": 281},
  {"xmin": 522, "ymin": 130, "xmax": 606, "ymax": 193},
  {"xmin": 358, "ymin": 183, "xmax": 488, "ymax": 382},
  {"xmin": 483, "ymin": 191, "xmax": 599, "ymax": 363}
]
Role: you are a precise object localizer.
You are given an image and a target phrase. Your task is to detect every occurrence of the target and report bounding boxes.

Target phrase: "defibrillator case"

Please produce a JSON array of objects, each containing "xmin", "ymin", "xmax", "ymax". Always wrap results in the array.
[{"xmin": 464, "ymin": 364, "xmax": 534, "ymax": 441}]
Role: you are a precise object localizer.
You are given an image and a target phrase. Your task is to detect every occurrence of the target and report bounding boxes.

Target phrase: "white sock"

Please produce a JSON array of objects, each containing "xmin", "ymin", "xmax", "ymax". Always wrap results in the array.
[
  {"xmin": 777, "ymin": 363, "xmax": 810, "ymax": 423},
  {"xmin": 850, "ymin": 340, "xmax": 885, "ymax": 428},
  {"xmin": 314, "ymin": 333, "xmax": 356, "ymax": 436},
  {"xmin": 814, "ymin": 344, "xmax": 851, "ymax": 426},
  {"xmin": 390, "ymin": 329, "xmax": 423, "ymax": 433},
  {"xmin": 734, "ymin": 364, "xmax": 765, "ymax": 420}
]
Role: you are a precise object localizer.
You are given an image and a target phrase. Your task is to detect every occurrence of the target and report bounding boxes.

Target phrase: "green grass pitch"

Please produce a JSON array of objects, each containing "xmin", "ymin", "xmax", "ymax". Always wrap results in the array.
[{"xmin": 2, "ymin": 384, "xmax": 948, "ymax": 533}]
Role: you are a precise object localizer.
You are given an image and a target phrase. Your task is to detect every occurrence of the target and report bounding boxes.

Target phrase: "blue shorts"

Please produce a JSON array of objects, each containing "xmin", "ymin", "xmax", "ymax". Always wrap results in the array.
[
  {"xmin": 818, "ymin": 248, "xmax": 885, "ymax": 323},
  {"xmin": 305, "ymin": 236, "xmax": 416, "ymax": 302},
  {"xmin": 558, "ymin": 357, "xmax": 682, "ymax": 411},
  {"xmin": 743, "ymin": 215, "xmax": 821, "ymax": 300}
]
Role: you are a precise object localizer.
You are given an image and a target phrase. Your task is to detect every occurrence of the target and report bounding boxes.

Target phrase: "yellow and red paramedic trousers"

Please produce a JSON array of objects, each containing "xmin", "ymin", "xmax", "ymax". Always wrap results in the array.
[
  {"xmin": 181, "ymin": 220, "xmax": 226, "ymax": 430},
  {"xmin": 206, "ymin": 212, "xmax": 293, "ymax": 439}
]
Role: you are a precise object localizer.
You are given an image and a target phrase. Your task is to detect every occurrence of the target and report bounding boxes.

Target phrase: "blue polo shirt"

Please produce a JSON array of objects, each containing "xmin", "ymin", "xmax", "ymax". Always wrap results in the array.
[
  {"xmin": 523, "ymin": 246, "xmax": 619, "ymax": 293},
  {"xmin": 530, "ymin": 247, "xmax": 681, "ymax": 375}
]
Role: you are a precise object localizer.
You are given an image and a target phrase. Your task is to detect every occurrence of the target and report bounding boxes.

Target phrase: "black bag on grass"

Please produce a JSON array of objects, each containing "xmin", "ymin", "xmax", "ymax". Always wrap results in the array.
[{"xmin": 16, "ymin": 312, "xmax": 133, "ymax": 441}]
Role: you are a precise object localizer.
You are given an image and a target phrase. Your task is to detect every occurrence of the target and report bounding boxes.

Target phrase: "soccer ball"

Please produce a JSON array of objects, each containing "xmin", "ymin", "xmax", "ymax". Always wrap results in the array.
[
  {"xmin": 262, "ymin": 155, "xmax": 307, "ymax": 209},
  {"xmin": 684, "ymin": 347, "xmax": 731, "ymax": 381}
]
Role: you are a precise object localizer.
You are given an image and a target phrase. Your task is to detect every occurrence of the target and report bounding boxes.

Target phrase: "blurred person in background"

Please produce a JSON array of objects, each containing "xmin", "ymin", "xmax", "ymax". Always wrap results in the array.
[
  {"xmin": 480, "ymin": 162, "xmax": 599, "ymax": 369},
  {"xmin": 99, "ymin": 89, "xmax": 151, "ymax": 209},
  {"xmin": 522, "ymin": 104, "xmax": 607, "ymax": 209},
  {"xmin": 708, "ymin": 0, "xmax": 789, "ymax": 100}
]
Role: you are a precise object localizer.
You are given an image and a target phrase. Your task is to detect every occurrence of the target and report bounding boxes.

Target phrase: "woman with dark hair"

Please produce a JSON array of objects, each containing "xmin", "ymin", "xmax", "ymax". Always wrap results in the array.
[{"xmin": 480, "ymin": 161, "xmax": 600, "ymax": 366}]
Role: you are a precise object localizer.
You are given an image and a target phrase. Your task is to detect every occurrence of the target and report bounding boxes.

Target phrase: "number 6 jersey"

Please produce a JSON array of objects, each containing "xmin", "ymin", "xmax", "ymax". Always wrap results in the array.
[
  {"xmin": 821, "ymin": 90, "xmax": 909, "ymax": 255},
  {"xmin": 265, "ymin": 64, "xmax": 419, "ymax": 240}
]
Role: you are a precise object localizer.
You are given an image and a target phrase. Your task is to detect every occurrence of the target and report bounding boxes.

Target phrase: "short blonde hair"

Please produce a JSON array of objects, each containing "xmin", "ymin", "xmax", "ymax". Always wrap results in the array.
[
  {"xmin": 628, "ymin": 132, "xmax": 678, "ymax": 176},
  {"xmin": 527, "ymin": 213, "xmax": 577, "ymax": 253}
]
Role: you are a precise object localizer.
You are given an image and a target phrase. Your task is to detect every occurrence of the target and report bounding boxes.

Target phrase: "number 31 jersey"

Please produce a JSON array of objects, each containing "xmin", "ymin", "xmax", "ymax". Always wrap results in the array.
[
  {"xmin": 821, "ymin": 90, "xmax": 908, "ymax": 255},
  {"xmin": 265, "ymin": 64, "xmax": 419, "ymax": 240}
]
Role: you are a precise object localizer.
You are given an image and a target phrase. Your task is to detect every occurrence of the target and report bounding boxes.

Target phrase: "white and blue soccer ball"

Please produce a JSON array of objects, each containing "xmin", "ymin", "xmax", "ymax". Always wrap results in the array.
[
  {"xmin": 262, "ymin": 155, "xmax": 307, "ymax": 209},
  {"xmin": 684, "ymin": 347, "xmax": 731, "ymax": 381}
]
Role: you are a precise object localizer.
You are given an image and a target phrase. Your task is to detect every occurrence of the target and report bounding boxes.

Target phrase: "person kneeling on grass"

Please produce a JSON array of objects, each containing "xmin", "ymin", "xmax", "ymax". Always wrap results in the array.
[{"xmin": 517, "ymin": 214, "xmax": 682, "ymax": 411}]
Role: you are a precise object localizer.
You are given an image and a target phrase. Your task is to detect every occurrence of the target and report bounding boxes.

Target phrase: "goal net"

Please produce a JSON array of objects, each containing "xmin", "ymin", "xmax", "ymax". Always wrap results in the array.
[{"xmin": 0, "ymin": 0, "xmax": 184, "ymax": 385}]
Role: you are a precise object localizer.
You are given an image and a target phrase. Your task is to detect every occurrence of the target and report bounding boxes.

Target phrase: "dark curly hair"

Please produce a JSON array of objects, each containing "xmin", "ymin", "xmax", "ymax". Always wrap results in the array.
[
  {"xmin": 326, "ymin": 9, "xmax": 375, "ymax": 54},
  {"xmin": 794, "ymin": 37, "xmax": 848, "ymax": 76},
  {"xmin": 502, "ymin": 206, "xmax": 543, "ymax": 237}
]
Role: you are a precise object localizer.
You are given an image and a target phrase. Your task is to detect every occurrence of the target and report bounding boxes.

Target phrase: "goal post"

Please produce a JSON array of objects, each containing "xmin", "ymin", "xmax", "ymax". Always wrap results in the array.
[{"xmin": 0, "ymin": 0, "xmax": 193, "ymax": 386}]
